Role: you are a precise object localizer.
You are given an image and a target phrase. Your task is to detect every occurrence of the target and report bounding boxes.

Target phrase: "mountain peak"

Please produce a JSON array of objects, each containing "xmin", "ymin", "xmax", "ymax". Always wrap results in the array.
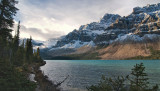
[
  {"xmin": 133, "ymin": 3, "xmax": 160, "ymax": 14},
  {"xmin": 43, "ymin": 3, "xmax": 160, "ymax": 53},
  {"xmin": 100, "ymin": 13, "xmax": 121, "ymax": 24}
]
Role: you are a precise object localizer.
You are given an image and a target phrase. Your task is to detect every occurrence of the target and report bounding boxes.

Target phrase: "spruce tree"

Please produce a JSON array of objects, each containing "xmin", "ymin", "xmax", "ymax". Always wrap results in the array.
[
  {"xmin": 0, "ymin": 0, "xmax": 18, "ymax": 28},
  {"xmin": 24, "ymin": 37, "xmax": 33, "ymax": 63},
  {"xmin": 20, "ymin": 39, "xmax": 24, "ymax": 48},
  {"xmin": 37, "ymin": 47, "xmax": 40, "ymax": 57},
  {"xmin": 0, "ymin": 0, "xmax": 18, "ymax": 41},
  {"xmin": 0, "ymin": 0, "xmax": 18, "ymax": 57},
  {"xmin": 13, "ymin": 21, "xmax": 20, "ymax": 52},
  {"xmin": 25, "ymin": 39, "xmax": 29, "ymax": 61},
  {"xmin": 28, "ymin": 36, "xmax": 33, "ymax": 55},
  {"xmin": 36, "ymin": 47, "xmax": 42, "ymax": 62},
  {"xmin": 129, "ymin": 63, "xmax": 149, "ymax": 90}
]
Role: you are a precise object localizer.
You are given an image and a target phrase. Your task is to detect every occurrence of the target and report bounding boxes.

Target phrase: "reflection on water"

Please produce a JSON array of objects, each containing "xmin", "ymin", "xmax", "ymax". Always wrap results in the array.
[{"xmin": 41, "ymin": 60, "xmax": 160, "ymax": 91}]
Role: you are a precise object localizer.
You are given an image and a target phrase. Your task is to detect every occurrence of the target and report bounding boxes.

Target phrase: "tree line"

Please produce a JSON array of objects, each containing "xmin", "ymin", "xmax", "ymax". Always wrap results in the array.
[
  {"xmin": 0, "ymin": 0, "xmax": 43, "ymax": 66},
  {"xmin": 0, "ymin": 0, "xmax": 44, "ymax": 90}
]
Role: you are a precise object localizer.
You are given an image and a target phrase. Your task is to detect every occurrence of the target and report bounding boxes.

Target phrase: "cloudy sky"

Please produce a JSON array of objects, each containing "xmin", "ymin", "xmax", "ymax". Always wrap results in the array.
[{"xmin": 13, "ymin": 0, "xmax": 160, "ymax": 41}]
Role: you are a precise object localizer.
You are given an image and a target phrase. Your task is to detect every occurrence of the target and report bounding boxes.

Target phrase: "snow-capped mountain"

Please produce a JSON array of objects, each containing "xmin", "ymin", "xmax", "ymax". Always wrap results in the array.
[
  {"xmin": 107, "ymin": 4, "xmax": 160, "ymax": 35},
  {"xmin": 50, "ymin": 14, "xmax": 121, "ymax": 50},
  {"xmin": 95, "ymin": 3, "xmax": 160, "ymax": 45},
  {"xmin": 42, "ymin": 3, "xmax": 160, "ymax": 57}
]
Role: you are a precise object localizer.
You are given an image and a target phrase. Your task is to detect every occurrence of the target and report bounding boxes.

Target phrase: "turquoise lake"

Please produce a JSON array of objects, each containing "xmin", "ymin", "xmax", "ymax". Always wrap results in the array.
[{"xmin": 41, "ymin": 60, "xmax": 160, "ymax": 91}]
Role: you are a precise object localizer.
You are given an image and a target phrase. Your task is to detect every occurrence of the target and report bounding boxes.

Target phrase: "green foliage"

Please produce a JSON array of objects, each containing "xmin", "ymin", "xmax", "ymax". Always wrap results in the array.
[
  {"xmin": 25, "ymin": 38, "xmax": 33, "ymax": 62},
  {"xmin": 88, "ymin": 63, "xmax": 159, "ymax": 91},
  {"xmin": 0, "ymin": 0, "xmax": 18, "ymax": 59},
  {"xmin": 87, "ymin": 75, "xmax": 127, "ymax": 91},
  {"xmin": 0, "ymin": 0, "xmax": 18, "ymax": 28},
  {"xmin": 13, "ymin": 21, "xmax": 20, "ymax": 52},
  {"xmin": 0, "ymin": 1, "xmax": 44, "ymax": 90},
  {"xmin": 37, "ymin": 47, "xmax": 40, "ymax": 57},
  {"xmin": 129, "ymin": 63, "xmax": 149, "ymax": 90},
  {"xmin": 0, "ymin": 29, "xmax": 43, "ymax": 90},
  {"xmin": 0, "ymin": 28, "xmax": 13, "ymax": 40},
  {"xmin": 0, "ymin": 60, "xmax": 36, "ymax": 91},
  {"xmin": 33, "ymin": 47, "xmax": 43, "ymax": 63}
]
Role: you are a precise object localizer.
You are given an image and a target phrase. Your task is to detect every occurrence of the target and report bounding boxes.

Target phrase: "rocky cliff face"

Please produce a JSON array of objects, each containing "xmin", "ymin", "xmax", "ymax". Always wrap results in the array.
[
  {"xmin": 53, "ymin": 14, "xmax": 121, "ymax": 48},
  {"xmin": 42, "ymin": 3, "xmax": 160, "ymax": 58},
  {"xmin": 133, "ymin": 3, "xmax": 160, "ymax": 14},
  {"xmin": 107, "ymin": 3, "xmax": 160, "ymax": 36}
]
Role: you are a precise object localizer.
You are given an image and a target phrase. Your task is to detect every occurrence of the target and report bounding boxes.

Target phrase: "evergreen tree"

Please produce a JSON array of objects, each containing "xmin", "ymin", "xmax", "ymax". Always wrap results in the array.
[
  {"xmin": 0, "ymin": 0, "xmax": 18, "ymax": 57},
  {"xmin": 25, "ymin": 39, "xmax": 29, "ymax": 61},
  {"xmin": 16, "ymin": 21, "xmax": 20, "ymax": 39},
  {"xmin": 87, "ymin": 75, "xmax": 127, "ymax": 91},
  {"xmin": 24, "ymin": 37, "xmax": 33, "ymax": 63},
  {"xmin": 28, "ymin": 37, "xmax": 33, "ymax": 55},
  {"xmin": 0, "ymin": 0, "xmax": 18, "ymax": 41},
  {"xmin": 13, "ymin": 21, "xmax": 20, "ymax": 52},
  {"xmin": 129, "ymin": 63, "xmax": 149, "ymax": 90},
  {"xmin": 20, "ymin": 39, "xmax": 24, "ymax": 48},
  {"xmin": 0, "ymin": 0, "xmax": 44, "ymax": 90},
  {"xmin": 37, "ymin": 47, "xmax": 40, "ymax": 57},
  {"xmin": 36, "ymin": 47, "xmax": 42, "ymax": 62},
  {"xmin": 0, "ymin": 0, "xmax": 18, "ymax": 28}
]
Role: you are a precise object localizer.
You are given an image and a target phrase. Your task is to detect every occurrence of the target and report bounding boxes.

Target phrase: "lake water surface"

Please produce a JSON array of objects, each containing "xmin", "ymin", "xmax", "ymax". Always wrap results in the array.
[{"xmin": 41, "ymin": 60, "xmax": 160, "ymax": 91}]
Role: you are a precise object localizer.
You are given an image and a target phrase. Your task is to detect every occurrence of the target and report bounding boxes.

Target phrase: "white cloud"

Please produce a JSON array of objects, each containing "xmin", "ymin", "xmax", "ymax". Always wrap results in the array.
[
  {"xmin": 13, "ymin": 24, "xmax": 65, "ymax": 41},
  {"xmin": 13, "ymin": 0, "xmax": 160, "ymax": 40}
]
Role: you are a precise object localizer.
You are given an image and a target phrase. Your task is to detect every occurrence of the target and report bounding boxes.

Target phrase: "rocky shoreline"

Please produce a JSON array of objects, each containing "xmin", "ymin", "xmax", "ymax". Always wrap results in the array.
[{"xmin": 28, "ymin": 61, "xmax": 60, "ymax": 91}]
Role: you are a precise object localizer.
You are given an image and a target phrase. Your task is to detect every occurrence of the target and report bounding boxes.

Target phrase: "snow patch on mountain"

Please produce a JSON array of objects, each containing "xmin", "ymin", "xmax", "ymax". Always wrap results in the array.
[
  {"xmin": 115, "ymin": 34, "xmax": 142, "ymax": 42},
  {"xmin": 91, "ymin": 30, "xmax": 105, "ymax": 35},
  {"xmin": 142, "ymin": 34, "xmax": 160, "ymax": 40},
  {"xmin": 114, "ymin": 34, "xmax": 160, "ymax": 43},
  {"xmin": 49, "ymin": 41, "xmax": 95, "ymax": 51},
  {"xmin": 43, "ymin": 39, "xmax": 58, "ymax": 48},
  {"xmin": 79, "ymin": 14, "xmax": 121, "ymax": 31},
  {"xmin": 85, "ymin": 30, "xmax": 105, "ymax": 36}
]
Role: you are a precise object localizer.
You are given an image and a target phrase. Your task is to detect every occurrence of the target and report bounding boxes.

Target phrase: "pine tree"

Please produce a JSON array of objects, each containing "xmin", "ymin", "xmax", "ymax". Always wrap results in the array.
[
  {"xmin": 25, "ymin": 39, "xmax": 29, "ymax": 61},
  {"xmin": 0, "ymin": 0, "xmax": 18, "ymax": 28},
  {"xmin": 24, "ymin": 37, "xmax": 33, "ymax": 63},
  {"xmin": 0, "ymin": 0, "xmax": 18, "ymax": 41},
  {"xmin": 20, "ymin": 39, "xmax": 24, "ymax": 48},
  {"xmin": 37, "ymin": 47, "xmax": 40, "ymax": 57},
  {"xmin": 28, "ymin": 36, "xmax": 33, "ymax": 55},
  {"xmin": 16, "ymin": 21, "xmax": 20, "ymax": 39},
  {"xmin": 33, "ymin": 47, "xmax": 41, "ymax": 62},
  {"xmin": 36, "ymin": 47, "xmax": 42, "ymax": 62},
  {"xmin": 0, "ymin": 0, "xmax": 18, "ymax": 57},
  {"xmin": 13, "ymin": 21, "xmax": 20, "ymax": 52},
  {"xmin": 129, "ymin": 63, "xmax": 149, "ymax": 90}
]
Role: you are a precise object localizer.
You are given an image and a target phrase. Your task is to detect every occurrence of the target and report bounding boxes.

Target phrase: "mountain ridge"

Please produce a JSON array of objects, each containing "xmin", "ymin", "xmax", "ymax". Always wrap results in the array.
[{"xmin": 39, "ymin": 3, "xmax": 160, "ymax": 60}]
